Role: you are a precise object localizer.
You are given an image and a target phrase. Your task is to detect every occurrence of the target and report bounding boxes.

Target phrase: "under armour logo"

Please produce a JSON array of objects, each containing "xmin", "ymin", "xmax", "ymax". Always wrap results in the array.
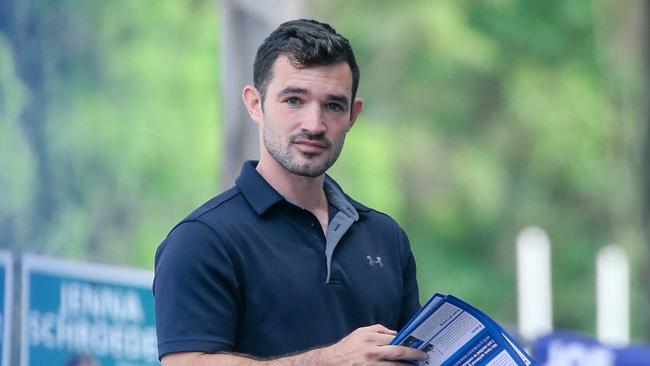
[{"xmin": 366, "ymin": 256, "xmax": 383, "ymax": 268}]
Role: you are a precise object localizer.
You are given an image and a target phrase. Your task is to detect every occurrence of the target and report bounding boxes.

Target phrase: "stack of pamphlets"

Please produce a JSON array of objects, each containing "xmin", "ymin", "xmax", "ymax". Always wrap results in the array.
[{"xmin": 391, "ymin": 293, "xmax": 535, "ymax": 366}]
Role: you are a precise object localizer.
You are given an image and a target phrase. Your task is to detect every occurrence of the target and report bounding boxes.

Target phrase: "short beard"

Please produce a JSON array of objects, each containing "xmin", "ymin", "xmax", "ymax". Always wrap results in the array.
[{"xmin": 263, "ymin": 126, "xmax": 344, "ymax": 177}]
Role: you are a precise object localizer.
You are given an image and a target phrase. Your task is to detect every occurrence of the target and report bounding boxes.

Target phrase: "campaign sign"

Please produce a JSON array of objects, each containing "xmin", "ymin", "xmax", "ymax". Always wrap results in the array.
[
  {"xmin": 533, "ymin": 331, "xmax": 650, "ymax": 366},
  {"xmin": 21, "ymin": 255, "xmax": 158, "ymax": 366},
  {"xmin": 0, "ymin": 251, "xmax": 12, "ymax": 366}
]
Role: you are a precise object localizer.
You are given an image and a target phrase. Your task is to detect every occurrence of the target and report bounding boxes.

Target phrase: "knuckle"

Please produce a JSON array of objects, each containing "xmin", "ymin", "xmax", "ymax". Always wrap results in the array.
[
  {"xmin": 361, "ymin": 351, "xmax": 371, "ymax": 361},
  {"xmin": 362, "ymin": 348, "xmax": 379, "ymax": 360},
  {"xmin": 365, "ymin": 324, "xmax": 379, "ymax": 332}
]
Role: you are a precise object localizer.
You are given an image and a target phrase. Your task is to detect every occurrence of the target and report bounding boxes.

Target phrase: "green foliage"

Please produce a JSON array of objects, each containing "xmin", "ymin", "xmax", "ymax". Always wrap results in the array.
[
  {"xmin": 0, "ymin": 0, "xmax": 220, "ymax": 266},
  {"xmin": 316, "ymin": 0, "xmax": 647, "ymax": 338}
]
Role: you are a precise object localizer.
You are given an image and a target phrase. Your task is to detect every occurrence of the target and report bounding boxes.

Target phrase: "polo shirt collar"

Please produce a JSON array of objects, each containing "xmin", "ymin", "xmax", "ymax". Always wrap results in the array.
[
  {"xmin": 235, "ymin": 161, "xmax": 285, "ymax": 215},
  {"xmin": 235, "ymin": 160, "xmax": 367, "ymax": 217},
  {"xmin": 324, "ymin": 176, "xmax": 359, "ymax": 221}
]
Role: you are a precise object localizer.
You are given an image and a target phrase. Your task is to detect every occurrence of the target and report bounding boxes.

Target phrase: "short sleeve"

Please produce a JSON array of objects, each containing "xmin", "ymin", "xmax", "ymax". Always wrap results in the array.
[
  {"xmin": 397, "ymin": 227, "xmax": 420, "ymax": 327},
  {"xmin": 153, "ymin": 220, "xmax": 240, "ymax": 359}
]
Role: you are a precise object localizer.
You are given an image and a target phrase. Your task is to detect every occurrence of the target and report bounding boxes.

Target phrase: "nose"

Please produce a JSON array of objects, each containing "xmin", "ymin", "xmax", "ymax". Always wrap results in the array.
[{"xmin": 301, "ymin": 103, "xmax": 326, "ymax": 135}]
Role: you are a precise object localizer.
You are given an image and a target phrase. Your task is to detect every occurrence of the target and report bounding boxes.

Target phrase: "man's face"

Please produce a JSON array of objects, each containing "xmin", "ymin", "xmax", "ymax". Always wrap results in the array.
[{"xmin": 253, "ymin": 55, "xmax": 362, "ymax": 177}]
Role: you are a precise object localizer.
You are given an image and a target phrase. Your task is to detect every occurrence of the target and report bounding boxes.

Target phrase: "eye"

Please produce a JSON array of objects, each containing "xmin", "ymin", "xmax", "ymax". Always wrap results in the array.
[
  {"xmin": 285, "ymin": 97, "xmax": 301, "ymax": 106},
  {"xmin": 326, "ymin": 103, "xmax": 344, "ymax": 112}
]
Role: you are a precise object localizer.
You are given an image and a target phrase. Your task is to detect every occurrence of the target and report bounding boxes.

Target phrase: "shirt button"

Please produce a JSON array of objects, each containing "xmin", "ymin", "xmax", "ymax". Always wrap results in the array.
[{"xmin": 310, "ymin": 222, "xmax": 315, "ymax": 227}]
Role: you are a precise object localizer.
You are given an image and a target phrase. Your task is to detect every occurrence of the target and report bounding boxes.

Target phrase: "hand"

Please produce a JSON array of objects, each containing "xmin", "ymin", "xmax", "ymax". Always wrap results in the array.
[{"xmin": 315, "ymin": 324, "xmax": 428, "ymax": 366}]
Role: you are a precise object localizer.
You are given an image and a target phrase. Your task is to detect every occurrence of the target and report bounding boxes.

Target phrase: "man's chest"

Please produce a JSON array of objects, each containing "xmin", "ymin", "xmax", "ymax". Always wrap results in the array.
[{"xmin": 230, "ymin": 222, "xmax": 404, "ymax": 329}]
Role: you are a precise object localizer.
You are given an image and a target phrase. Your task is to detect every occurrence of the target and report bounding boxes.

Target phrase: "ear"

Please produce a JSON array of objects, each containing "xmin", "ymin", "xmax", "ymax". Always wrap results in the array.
[
  {"xmin": 242, "ymin": 85, "xmax": 264, "ymax": 124},
  {"xmin": 348, "ymin": 98, "xmax": 364, "ymax": 130}
]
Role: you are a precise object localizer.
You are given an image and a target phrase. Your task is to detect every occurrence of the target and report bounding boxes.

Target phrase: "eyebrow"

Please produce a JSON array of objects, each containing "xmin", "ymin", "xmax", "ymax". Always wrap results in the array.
[{"xmin": 278, "ymin": 87, "xmax": 308, "ymax": 97}]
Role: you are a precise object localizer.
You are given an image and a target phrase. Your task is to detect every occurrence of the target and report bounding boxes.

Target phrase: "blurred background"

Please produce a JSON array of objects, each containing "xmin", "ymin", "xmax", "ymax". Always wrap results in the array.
[{"xmin": 1, "ymin": 0, "xmax": 649, "ymax": 349}]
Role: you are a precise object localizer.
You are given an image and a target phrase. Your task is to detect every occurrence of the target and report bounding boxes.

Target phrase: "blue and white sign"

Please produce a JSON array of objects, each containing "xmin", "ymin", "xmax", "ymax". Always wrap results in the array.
[
  {"xmin": 533, "ymin": 332, "xmax": 650, "ymax": 366},
  {"xmin": 21, "ymin": 255, "xmax": 158, "ymax": 366},
  {"xmin": 0, "ymin": 251, "xmax": 12, "ymax": 366}
]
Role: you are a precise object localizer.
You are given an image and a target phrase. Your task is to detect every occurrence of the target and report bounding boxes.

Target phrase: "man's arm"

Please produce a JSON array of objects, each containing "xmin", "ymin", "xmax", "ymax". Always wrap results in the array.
[{"xmin": 161, "ymin": 325, "xmax": 428, "ymax": 366}]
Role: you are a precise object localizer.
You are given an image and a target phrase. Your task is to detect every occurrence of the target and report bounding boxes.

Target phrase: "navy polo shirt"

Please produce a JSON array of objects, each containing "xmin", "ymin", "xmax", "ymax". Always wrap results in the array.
[{"xmin": 153, "ymin": 161, "xmax": 420, "ymax": 359}]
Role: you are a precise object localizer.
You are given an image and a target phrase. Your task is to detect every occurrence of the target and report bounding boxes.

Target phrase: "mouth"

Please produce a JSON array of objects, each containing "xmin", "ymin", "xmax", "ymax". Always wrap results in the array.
[{"xmin": 292, "ymin": 138, "xmax": 329, "ymax": 153}]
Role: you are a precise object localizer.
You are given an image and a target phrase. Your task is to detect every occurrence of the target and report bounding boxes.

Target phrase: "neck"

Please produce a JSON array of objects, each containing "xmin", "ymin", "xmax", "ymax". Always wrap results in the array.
[{"xmin": 256, "ymin": 156, "xmax": 328, "ymax": 213}]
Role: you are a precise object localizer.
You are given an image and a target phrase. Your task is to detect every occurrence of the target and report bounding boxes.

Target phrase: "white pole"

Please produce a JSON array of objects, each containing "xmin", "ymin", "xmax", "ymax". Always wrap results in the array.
[
  {"xmin": 516, "ymin": 226, "xmax": 553, "ymax": 341},
  {"xmin": 596, "ymin": 244, "xmax": 630, "ymax": 345}
]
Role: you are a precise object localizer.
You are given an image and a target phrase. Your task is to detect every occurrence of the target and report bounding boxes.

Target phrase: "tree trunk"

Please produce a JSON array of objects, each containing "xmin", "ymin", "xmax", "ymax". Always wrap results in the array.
[
  {"xmin": 0, "ymin": 0, "xmax": 56, "ymax": 250},
  {"xmin": 643, "ymin": 0, "xmax": 650, "ymax": 340},
  {"xmin": 218, "ymin": 0, "xmax": 307, "ymax": 189}
]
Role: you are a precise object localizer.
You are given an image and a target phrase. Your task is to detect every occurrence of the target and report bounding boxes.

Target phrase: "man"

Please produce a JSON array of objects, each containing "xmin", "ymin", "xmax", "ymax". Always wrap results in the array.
[{"xmin": 153, "ymin": 19, "xmax": 427, "ymax": 366}]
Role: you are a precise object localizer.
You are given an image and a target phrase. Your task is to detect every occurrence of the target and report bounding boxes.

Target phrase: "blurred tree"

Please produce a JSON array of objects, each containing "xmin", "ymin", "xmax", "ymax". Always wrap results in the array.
[
  {"xmin": 316, "ymin": 0, "xmax": 648, "ymax": 338},
  {"xmin": 0, "ymin": 1, "xmax": 220, "ymax": 266}
]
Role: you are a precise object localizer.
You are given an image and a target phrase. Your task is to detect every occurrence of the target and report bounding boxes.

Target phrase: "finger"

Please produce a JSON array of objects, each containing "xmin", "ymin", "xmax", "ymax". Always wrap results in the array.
[
  {"xmin": 364, "ymin": 332, "xmax": 398, "ymax": 346},
  {"xmin": 367, "ymin": 324, "xmax": 397, "ymax": 335},
  {"xmin": 363, "ymin": 324, "xmax": 396, "ymax": 335},
  {"xmin": 380, "ymin": 345, "xmax": 429, "ymax": 362},
  {"xmin": 377, "ymin": 328, "xmax": 398, "ymax": 336}
]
